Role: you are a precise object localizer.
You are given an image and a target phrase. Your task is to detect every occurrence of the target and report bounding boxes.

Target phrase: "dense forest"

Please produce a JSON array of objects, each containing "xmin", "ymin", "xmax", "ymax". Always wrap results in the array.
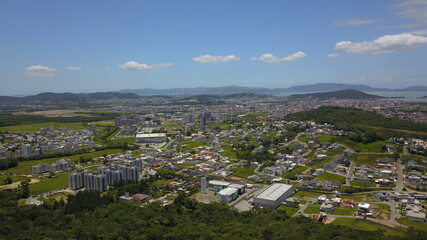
[
  {"xmin": 0, "ymin": 186, "xmax": 425, "ymax": 239},
  {"xmin": 285, "ymin": 106, "xmax": 427, "ymax": 140}
]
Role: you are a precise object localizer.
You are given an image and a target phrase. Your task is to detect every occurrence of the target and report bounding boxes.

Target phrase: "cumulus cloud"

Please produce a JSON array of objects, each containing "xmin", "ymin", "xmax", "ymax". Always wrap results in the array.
[
  {"xmin": 334, "ymin": 18, "xmax": 378, "ymax": 26},
  {"xmin": 335, "ymin": 33, "xmax": 427, "ymax": 54},
  {"xmin": 326, "ymin": 53, "xmax": 340, "ymax": 58},
  {"xmin": 24, "ymin": 65, "xmax": 58, "ymax": 77},
  {"xmin": 193, "ymin": 55, "xmax": 240, "ymax": 63},
  {"xmin": 66, "ymin": 66, "xmax": 83, "ymax": 71},
  {"xmin": 118, "ymin": 61, "xmax": 172, "ymax": 71},
  {"xmin": 252, "ymin": 51, "xmax": 307, "ymax": 64}
]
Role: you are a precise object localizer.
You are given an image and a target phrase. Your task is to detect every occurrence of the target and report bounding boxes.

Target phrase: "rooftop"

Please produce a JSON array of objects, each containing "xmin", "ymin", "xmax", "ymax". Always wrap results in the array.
[
  {"xmin": 136, "ymin": 133, "xmax": 167, "ymax": 138},
  {"xmin": 255, "ymin": 183, "xmax": 293, "ymax": 201},
  {"xmin": 218, "ymin": 187, "xmax": 238, "ymax": 196}
]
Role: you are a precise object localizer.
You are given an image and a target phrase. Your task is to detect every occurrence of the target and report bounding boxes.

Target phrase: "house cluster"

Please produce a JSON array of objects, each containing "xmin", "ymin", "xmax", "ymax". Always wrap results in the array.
[
  {"xmin": 353, "ymin": 157, "xmax": 397, "ymax": 186},
  {"xmin": 406, "ymin": 160, "xmax": 427, "ymax": 186},
  {"xmin": 0, "ymin": 125, "xmax": 98, "ymax": 159},
  {"xmin": 400, "ymin": 196, "xmax": 426, "ymax": 223}
]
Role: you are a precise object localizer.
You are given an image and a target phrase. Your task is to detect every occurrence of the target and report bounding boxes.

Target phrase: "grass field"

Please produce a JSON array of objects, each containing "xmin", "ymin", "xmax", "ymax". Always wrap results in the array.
[
  {"xmin": 0, "ymin": 175, "xmax": 28, "ymax": 185},
  {"xmin": 113, "ymin": 137, "xmax": 135, "ymax": 144},
  {"xmin": 179, "ymin": 139, "xmax": 206, "ymax": 151},
  {"xmin": 277, "ymin": 205, "xmax": 300, "ymax": 217},
  {"xmin": 333, "ymin": 137, "xmax": 390, "ymax": 153},
  {"xmin": 331, "ymin": 218, "xmax": 404, "ymax": 236},
  {"xmin": 298, "ymin": 136, "xmax": 309, "ymax": 142},
  {"xmin": 397, "ymin": 218, "xmax": 427, "ymax": 231},
  {"xmin": 29, "ymin": 173, "xmax": 68, "ymax": 196},
  {"xmin": 0, "ymin": 122, "xmax": 85, "ymax": 132},
  {"xmin": 220, "ymin": 144, "xmax": 238, "ymax": 159},
  {"xmin": 282, "ymin": 166, "xmax": 308, "ymax": 179},
  {"xmin": 331, "ymin": 207, "xmax": 356, "ymax": 216},
  {"xmin": 308, "ymin": 156, "xmax": 333, "ymax": 168},
  {"xmin": 341, "ymin": 194, "xmax": 377, "ymax": 202},
  {"xmin": 326, "ymin": 146, "xmax": 345, "ymax": 156},
  {"xmin": 90, "ymin": 119, "xmax": 115, "ymax": 126},
  {"xmin": 350, "ymin": 181, "xmax": 375, "ymax": 187},
  {"xmin": 0, "ymin": 149, "xmax": 123, "ymax": 175},
  {"xmin": 314, "ymin": 135, "xmax": 333, "ymax": 142},
  {"xmin": 292, "ymin": 191, "xmax": 330, "ymax": 198},
  {"xmin": 348, "ymin": 153, "xmax": 392, "ymax": 166},
  {"xmin": 230, "ymin": 166, "xmax": 257, "ymax": 177},
  {"xmin": 401, "ymin": 155, "xmax": 427, "ymax": 164},
  {"xmin": 315, "ymin": 172, "xmax": 346, "ymax": 183},
  {"xmin": 371, "ymin": 203, "xmax": 390, "ymax": 220},
  {"xmin": 304, "ymin": 204, "xmax": 320, "ymax": 214}
]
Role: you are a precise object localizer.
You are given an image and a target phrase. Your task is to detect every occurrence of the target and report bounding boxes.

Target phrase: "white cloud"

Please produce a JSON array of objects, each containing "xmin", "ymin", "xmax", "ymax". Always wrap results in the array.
[
  {"xmin": 249, "ymin": 57, "xmax": 257, "ymax": 61},
  {"xmin": 335, "ymin": 33, "xmax": 427, "ymax": 54},
  {"xmin": 334, "ymin": 18, "xmax": 378, "ymax": 26},
  {"xmin": 118, "ymin": 61, "xmax": 172, "ymax": 71},
  {"xmin": 24, "ymin": 65, "xmax": 58, "ymax": 77},
  {"xmin": 193, "ymin": 55, "xmax": 240, "ymax": 63},
  {"xmin": 66, "ymin": 66, "xmax": 83, "ymax": 71},
  {"xmin": 252, "ymin": 51, "xmax": 307, "ymax": 64},
  {"xmin": 326, "ymin": 53, "xmax": 340, "ymax": 58},
  {"xmin": 393, "ymin": 0, "xmax": 427, "ymax": 27}
]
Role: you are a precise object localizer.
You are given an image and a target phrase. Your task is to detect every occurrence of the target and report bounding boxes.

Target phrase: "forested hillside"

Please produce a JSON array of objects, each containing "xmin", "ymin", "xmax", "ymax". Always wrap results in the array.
[{"xmin": 0, "ymin": 189, "xmax": 425, "ymax": 239}]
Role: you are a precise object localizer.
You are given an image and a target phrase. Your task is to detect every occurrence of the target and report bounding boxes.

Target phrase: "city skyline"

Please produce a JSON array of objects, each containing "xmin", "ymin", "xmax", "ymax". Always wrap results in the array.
[{"xmin": 1, "ymin": 0, "xmax": 427, "ymax": 95}]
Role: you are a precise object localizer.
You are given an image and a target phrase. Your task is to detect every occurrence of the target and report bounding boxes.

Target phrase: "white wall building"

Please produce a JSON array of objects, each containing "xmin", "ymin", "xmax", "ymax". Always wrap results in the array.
[
  {"xmin": 253, "ymin": 183, "xmax": 294, "ymax": 208},
  {"xmin": 136, "ymin": 133, "xmax": 167, "ymax": 143}
]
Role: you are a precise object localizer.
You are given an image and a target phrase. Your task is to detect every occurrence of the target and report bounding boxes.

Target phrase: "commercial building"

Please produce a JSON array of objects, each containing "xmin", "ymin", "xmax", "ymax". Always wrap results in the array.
[
  {"xmin": 253, "ymin": 183, "xmax": 294, "ymax": 208},
  {"xmin": 135, "ymin": 133, "xmax": 167, "ymax": 144},
  {"xmin": 218, "ymin": 187, "xmax": 239, "ymax": 203},
  {"xmin": 208, "ymin": 180, "xmax": 231, "ymax": 192}
]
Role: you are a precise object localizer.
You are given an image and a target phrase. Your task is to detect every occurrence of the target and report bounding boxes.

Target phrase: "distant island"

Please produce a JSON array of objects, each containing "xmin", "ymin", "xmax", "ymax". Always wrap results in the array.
[{"xmin": 287, "ymin": 89, "xmax": 383, "ymax": 100}]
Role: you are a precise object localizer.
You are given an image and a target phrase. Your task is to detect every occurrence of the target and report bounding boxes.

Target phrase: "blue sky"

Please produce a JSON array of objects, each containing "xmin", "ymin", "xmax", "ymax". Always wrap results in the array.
[{"xmin": 1, "ymin": 0, "xmax": 427, "ymax": 95}]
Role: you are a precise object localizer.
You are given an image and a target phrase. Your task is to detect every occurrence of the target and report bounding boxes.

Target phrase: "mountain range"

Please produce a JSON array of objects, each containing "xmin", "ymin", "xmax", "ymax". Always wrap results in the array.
[{"xmin": 120, "ymin": 83, "xmax": 427, "ymax": 95}]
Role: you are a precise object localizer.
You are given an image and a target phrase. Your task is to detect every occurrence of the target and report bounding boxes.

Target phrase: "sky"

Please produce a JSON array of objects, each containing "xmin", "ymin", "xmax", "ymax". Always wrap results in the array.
[{"xmin": 1, "ymin": 0, "xmax": 427, "ymax": 95}]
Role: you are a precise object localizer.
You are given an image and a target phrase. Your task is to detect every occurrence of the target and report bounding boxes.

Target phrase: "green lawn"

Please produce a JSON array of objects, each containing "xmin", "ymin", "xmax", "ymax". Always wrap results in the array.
[
  {"xmin": 220, "ymin": 145, "xmax": 238, "ymax": 159},
  {"xmin": 350, "ymin": 181, "xmax": 375, "ymax": 187},
  {"xmin": 304, "ymin": 205, "xmax": 320, "ymax": 214},
  {"xmin": 0, "ymin": 149, "xmax": 123, "ymax": 175},
  {"xmin": 331, "ymin": 207, "xmax": 356, "ymax": 216},
  {"xmin": 331, "ymin": 218, "xmax": 404, "ymax": 237},
  {"xmin": 333, "ymin": 137, "xmax": 392, "ymax": 153},
  {"xmin": 29, "ymin": 173, "xmax": 69, "ymax": 196},
  {"xmin": 90, "ymin": 119, "xmax": 115, "ymax": 126},
  {"xmin": 113, "ymin": 137, "xmax": 135, "ymax": 144},
  {"xmin": 179, "ymin": 139, "xmax": 206, "ymax": 151},
  {"xmin": 298, "ymin": 136, "xmax": 309, "ymax": 142},
  {"xmin": 152, "ymin": 179, "xmax": 172, "ymax": 188},
  {"xmin": 282, "ymin": 166, "xmax": 308, "ymax": 179},
  {"xmin": 0, "ymin": 122, "xmax": 85, "ymax": 132},
  {"xmin": 315, "ymin": 172, "xmax": 346, "ymax": 183},
  {"xmin": 230, "ymin": 166, "xmax": 257, "ymax": 178},
  {"xmin": 315, "ymin": 135, "xmax": 333, "ymax": 142},
  {"xmin": 401, "ymin": 155, "xmax": 427, "ymax": 164},
  {"xmin": 326, "ymin": 146, "xmax": 345, "ymax": 156},
  {"xmin": 292, "ymin": 191, "xmax": 330, "ymax": 198},
  {"xmin": 308, "ymin": 156, "xmax": 333, "ymax": 168},
  {"xmin": 349, "ymin": 153, "xmax": 393, "ymax": 166},
  {"xmin": 397, "ymin": 218, "xmax": 427, "ymax": 231},
  {"xmin": 277, "ymin": 205, "xmax": 300, "ymax": 217}
]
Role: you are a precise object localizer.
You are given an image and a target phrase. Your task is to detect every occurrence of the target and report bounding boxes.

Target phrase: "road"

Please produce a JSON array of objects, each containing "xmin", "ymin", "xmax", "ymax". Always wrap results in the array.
[
  {"xmin": 395, "ymin": 158, "xmax": 404, "ymax": 192},
  {"xmin": 345, "ymin": 161, "xmax": 355, "ymax": 186}
]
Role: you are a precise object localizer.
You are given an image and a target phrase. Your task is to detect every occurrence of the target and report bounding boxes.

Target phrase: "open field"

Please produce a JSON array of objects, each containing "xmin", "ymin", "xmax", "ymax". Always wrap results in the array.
[
  {"xmin": 331, "ymin": 218, "xmax": 404, "ymax": 237},
  {"xmin": 304, "ymin": 204, "xmax": 320, "ymax": 214},
  {"xmin": 277, "ymin": 205, "xmax": 300, "ymax": 217},
  {"xmin": 0, "ymin": 175, "xmax": 28, "ymax": 185},
  {"xmin": 341, "ymin": 194, "xmax": 377, "ymax": 202},
  {"xmin": 90, "ymin": 119, "xmax": 115, "ymax": 126},
  {"xmin": 315, "ymin": 135, "xmax": 333, "ymax": 142},
  {"xmin": 13, "ymin": 110, "xmax": 94, "ymax": 117},
  {"xmin": 315, "ymin": 172, "xmax": 346, "ymax": 183},
  {"xmin": 29, "ymin": 173, "xmax": 69, "ymax": 196},
  {"xmin": 179, "ymin": 139, "xmax": 206, "ymax": 151},
  {"xmin": 308, "ymin": 156, "xmax": 333, "ymax": 168},
  {"xmin": 0, "ymin": 149, "xmax": 123, "ymax": 175},
  {"xmin": 292, "ymin": 191, "xmax": 330, "ymax": 198},
  {"xmin": 331, "ymin": 207, "xmax": 356, "ymax": 216},
  {"xmin": 333, "ymin": 137, "xmax": 390, "ymax": 153},
  {"xmin": 0, "ymin": 122, "xmax": 85, "ymax": 132},
  {"xmin": 282, "ymin": 166, "xmax": 308, "ymax": 179},
  {"xmin": 349, "ymin": 154, "xmax": 392, "ymax": 166},
  {"xmin": 371, "ymin": 203, "xmax": 390, "ymax": 220},
  {"xmin": 401, "ymin": 155, "xmax": 427, "ymax": 164},
  {"xmin": 397, "ymin": 218, "xmax": 427, "ymax": 231},
  {"xmin": 230, "ymin": 166, "xmax": 256, "ymax": 178}
]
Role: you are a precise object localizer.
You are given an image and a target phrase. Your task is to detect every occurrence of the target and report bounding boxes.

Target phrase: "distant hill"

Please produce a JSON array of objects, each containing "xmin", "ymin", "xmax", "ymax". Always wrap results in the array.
[
  {"xmin": 120, "ymin": 83, "xmax": 427, "ymax": 95},
  {"xmin": 287, "ymin": 89, "xmax": 384, "ymax": 100},
  {"xmin": 0, "ymin": 92, "xmax": 141, "ymax": 104}
]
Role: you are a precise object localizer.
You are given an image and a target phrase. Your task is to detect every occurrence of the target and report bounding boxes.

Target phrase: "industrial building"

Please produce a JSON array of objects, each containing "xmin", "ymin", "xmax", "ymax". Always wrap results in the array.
[
  {"xmin": 208, "ymin": 180, "xmax": 231, "ymax": 192},
  {"xmin": 218, "ymin": 187, "xmax": 239, "ymax": 203},
  {"xmin": 253, "ymin": 183, "xmax": 294, "ymax": 208},
  {"xmin": 135, "ymin": 133, "xmax": 167, "ymax": 143}
]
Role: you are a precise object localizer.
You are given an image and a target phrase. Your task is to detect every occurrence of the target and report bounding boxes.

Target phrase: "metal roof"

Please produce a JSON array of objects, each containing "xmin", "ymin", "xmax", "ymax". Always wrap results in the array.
[
  {"xmin": 208, "ymin": 180, "xmax": 230, "ymax": 187},
  {"xmin": 255, "ymin": 183, "xmax": 293, "ymax": 201},
  {"xmin": 136, "ymin": 133, "xmax": 167, "ymax": 138},
  {"xmin": 218, "ymin": 187, "xmax": 238, "ymax": 196}
]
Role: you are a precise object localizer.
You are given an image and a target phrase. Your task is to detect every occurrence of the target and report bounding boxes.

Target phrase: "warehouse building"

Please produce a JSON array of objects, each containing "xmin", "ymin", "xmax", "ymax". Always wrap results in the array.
[
  {"xmin": 208, "ymin": 180, "xmax": 231, "ymax": 192},
  {"xmin": 218, "ymin": 187, "xmax": 239, "ymax": 203},
  {"xmin": 253, "ymin": 183, "xmax": 294, "ymax": 208},
  {"xmin": 135, "ymin": 133, "xmax": 167, "ymax": 143}
]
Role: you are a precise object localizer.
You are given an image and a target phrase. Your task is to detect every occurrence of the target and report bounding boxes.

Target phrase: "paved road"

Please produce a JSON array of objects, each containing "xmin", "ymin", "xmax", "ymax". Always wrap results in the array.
[
  {"xmin": 345, "ymin": 160, "xmax": 356, "ymax": 186},
  {"xmin": 395, "ymin": 158, "xmax": 404, "ymax": 192}
]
